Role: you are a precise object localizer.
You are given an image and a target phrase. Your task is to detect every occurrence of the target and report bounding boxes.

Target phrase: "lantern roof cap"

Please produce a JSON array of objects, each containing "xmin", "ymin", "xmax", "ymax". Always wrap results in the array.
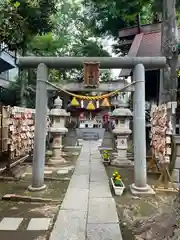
[
  {"xmin": 112, "ymin": 107, "xmax": 132, "ymax": 117},
  {"xmin": 54, "ymin": 96, "xmax": 62, "ymax": 108}
]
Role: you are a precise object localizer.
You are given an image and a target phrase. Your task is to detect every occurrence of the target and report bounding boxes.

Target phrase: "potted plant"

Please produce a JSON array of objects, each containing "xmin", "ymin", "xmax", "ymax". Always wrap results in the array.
[
  {"xmin": 102, "ymin": 150, "xmax": 111, "ymax": 164},
  {"xmin": 111, "ymin": 171, "xmax": 125, "ymax": 195}
]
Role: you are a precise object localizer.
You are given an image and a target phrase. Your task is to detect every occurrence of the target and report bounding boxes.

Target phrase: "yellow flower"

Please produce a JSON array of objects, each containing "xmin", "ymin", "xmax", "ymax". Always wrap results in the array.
[{"xmin": 112, "ymin": 171, "xmax": 122, "ymax": 179}]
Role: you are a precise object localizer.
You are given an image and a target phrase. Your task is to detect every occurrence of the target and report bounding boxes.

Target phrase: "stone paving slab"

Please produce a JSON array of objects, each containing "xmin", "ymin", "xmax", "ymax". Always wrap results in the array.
[
  {"xmin": 70, "ymin": 174, "xmax": 89, "ymax": 180},
  {"xmin": 91, "ymin": 154, "xmax": 102, "ymax": 159},
  {"xmin": 74, "ymin": 166, "xmax": 90, "ymax": 175},
  {"xmin": 90, "ymin": 165, "xmax": 106, "ymax": 171},
  {"xmin": 90, "ymin": 159, "xmax": 103, "ymax": 165},
  {"xmin": 0, "ymin": 217, "xmax": 53, "ymax": 231},
  {"xmin": 90, "ymin": 172, "xmax": 109, "ymax": 183},
  {"xmin": 89, "ymin": 182, "xmax": 112, "ymax": 198},
  {"xmin": 76, "ymin": 161, "xmax": 89, "ymax": 167},
  {"xmin": 69, "ymin": 175, "xmax": 89, "ymax": 189},
  {"xmin": 27, "ymin": 218, "xmax": 51, "ymax": 231},
  {"xmin": 88, "ymin": 198, "xmax": 119, "ymax": 224},
  {"xmin": 0, "ymin": 217, "xmax": 23, "ymax": 230},
  {"xmin": 49, "ymin": 210, "xmax": 87, "ymax": 240},
  {"xmin": 61, "ymin": 188, "xmax": 89, "ymax": 211},
  {"xmin": 87, "ymin": 223, "xmax": 122, "ymax": 240}
]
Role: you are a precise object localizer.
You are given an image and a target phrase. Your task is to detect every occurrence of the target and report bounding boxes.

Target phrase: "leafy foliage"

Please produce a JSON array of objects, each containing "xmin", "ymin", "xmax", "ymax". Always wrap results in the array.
[
  {"xmin": 0, "ymin": 0, "xmax": 57, "ymax": 50},
  {"xmin": 83, "ymin": 0, "xmax": 152, "ymax": 37},
  {"xmin": 0, "ymin": 0, "xmax": 24, "ymax": 50},
  {"xmin": 3, "ymin": 0, "xmax": 112, "ymax": 107},
  {"xmin": 29, "ymin": 33, "xmax": 63, "ymax": 56},
  {"xmin": 82, "ymin": 0, "xmax": 180, "ymax": 38}
]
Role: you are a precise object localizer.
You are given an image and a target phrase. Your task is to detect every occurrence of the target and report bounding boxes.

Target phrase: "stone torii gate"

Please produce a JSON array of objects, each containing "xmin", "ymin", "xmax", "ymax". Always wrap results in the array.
[{"xmin": 17, "ymin": 56, "xmax": 166, "ymax": 194}]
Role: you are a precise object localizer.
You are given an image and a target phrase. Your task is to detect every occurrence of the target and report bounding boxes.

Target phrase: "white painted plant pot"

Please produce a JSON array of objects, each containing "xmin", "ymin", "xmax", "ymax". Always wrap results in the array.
[
  {"xmin": 111, "ymin": 178, "xmax": 125, "ymax": 196},
  {"xmin": 102, "ymin": 159, "xmax": 111, "ymax": 164},
  {"xmin": 101, "ymin": 154, "xmax": 111, "ymax": 164}
]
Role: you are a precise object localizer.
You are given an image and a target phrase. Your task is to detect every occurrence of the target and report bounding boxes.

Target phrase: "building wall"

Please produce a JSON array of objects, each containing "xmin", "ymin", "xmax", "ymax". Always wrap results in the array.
[
  {"xmin": 0, "ymin": 67, "xmax": 18, "ymax": 87},
  {"xmin": 8, "ymin": 67, "xmax": 18, "ymax": 82},
  {"xmin": 0, "ymin": 43, "xmax": 17, "ymax": 86}
]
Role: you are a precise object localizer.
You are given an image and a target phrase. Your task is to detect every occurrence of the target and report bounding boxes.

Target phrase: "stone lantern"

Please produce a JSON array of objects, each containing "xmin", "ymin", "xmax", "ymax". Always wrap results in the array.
[
  {"xmin": 111, "ymin": 100, "xmax": 133, "ymax": 166},
  {"xmin": 49, "ymin": 96, "xmax": 70, "ymax": 164}
]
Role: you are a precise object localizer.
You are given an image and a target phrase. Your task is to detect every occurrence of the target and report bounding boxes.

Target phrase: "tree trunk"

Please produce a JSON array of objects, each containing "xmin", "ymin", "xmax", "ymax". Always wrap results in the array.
[
  {"xmin": 20, "ymin": 46, "xmax": 27, "ymax": 107},
  {"xmin": 159, "ymin": 0, "xmax": 178, "ymax": 133},
  {"xmin": 19, "ymin": 69, "xmax": 27, "ymax": 107},
  {"xmin": 159, "ymin": 0, "xmax": 178, "ymax": 101}
]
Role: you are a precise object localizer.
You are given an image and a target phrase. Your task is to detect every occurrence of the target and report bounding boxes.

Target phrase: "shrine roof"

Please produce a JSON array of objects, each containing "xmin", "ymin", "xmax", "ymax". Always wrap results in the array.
[
  {"xmin": 137, "ymin": 31, "xmax": 161, "ymax": 57},
  {"xmin": 119, "ymin": 28, "xmax": 180, "ymax": 77}
]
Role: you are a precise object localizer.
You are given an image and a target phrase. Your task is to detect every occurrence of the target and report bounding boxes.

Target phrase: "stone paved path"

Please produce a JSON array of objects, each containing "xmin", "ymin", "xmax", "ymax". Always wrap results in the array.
[{"xmin": 49, "ymin": 141, "xmax": 122, "ymax": 240}]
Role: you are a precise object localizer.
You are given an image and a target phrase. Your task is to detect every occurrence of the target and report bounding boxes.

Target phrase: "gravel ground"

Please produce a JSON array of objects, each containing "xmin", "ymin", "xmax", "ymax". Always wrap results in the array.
[{"xmin": 105, "ymin": 165, "xmax": 178, "ymax": 240}]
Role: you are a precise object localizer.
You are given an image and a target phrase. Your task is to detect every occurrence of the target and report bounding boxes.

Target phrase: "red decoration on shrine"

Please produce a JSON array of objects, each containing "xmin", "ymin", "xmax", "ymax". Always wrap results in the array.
[
  {"xmin": 79, "ymin": 112, "xmax": 84, "ymax": 120},
  {"xmin": 103, "ymin": 113, "xmax": 109, "ymax": 122}
]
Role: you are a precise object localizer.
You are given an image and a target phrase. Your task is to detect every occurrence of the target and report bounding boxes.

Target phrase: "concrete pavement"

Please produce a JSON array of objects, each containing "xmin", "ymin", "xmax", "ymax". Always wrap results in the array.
[{"xmin": 49, "ymin": 140, "xmax": 122, "ymax": 240}]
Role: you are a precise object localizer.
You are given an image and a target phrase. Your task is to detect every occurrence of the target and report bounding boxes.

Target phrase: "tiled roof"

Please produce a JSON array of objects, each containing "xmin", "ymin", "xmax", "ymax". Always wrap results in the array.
[
  {"xmin": 137, "ymin": 31, "xmax": 161, "ymax": 57},
  {"xmin": 119, "ymin": 28, "xmax": 180, "ymax": 77},
  {"xmin": 138, "ymin": 28, "xmax": 180, "ymax": 56}
]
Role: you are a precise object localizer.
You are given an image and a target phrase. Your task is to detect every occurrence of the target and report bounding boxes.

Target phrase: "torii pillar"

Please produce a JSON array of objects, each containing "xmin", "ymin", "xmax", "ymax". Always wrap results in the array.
[{"xmin": 130, "ymin": 64, "xmax": 155, "ymax": 195}]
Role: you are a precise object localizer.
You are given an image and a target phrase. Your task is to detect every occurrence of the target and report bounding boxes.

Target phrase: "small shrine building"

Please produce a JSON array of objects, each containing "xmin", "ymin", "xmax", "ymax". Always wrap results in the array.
[{"xmin": 118, "ymin": 22, "xmax": 180, "ymax": 104}]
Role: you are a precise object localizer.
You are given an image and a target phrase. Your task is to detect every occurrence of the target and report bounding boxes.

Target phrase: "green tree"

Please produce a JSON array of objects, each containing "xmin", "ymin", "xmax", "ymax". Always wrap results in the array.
[
  {"xmin": 83, "ymin": 0, "xmax": 151, "ymax": 37},
  {"xmin": 0, "ymin": 0, "xmax": 57, "ymax": 106},
  {"xmin": 0, "ymin": 0, "xmax": 57, "ymax": 51},
  {"xmin": 82, "ymin": 0, "xmax": 180, "ymax": 38},
  {"xmin": 6, "ymin": 0, "xmax": 111, "ymax": 108}
]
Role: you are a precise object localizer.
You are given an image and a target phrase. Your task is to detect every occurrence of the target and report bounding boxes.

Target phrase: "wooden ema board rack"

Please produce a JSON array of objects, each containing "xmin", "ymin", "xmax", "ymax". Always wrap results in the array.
[
  {"xmin": 0, "ymin": 106, "xmax": 9, "ymax": 155},
  {"xmin": 8, "ymin": 107, "xmax": 35, "ymax": 160},
  {"xmin": 150, "ymin": 104, "xmax": 178, "ymax": 192}
]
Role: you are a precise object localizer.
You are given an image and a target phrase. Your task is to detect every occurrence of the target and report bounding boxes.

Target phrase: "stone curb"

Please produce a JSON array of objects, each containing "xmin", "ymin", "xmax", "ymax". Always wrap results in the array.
[
  {"xmin": 0, "ymin": 176, "xmax": 21, "ymax": 181},
  {"xmin": 2, "ymin": 194, "xmax": 60, "ymax": 203},
  {"xmin": 44, "ymin": 177, "xmax": 70, "ymax": 181}
]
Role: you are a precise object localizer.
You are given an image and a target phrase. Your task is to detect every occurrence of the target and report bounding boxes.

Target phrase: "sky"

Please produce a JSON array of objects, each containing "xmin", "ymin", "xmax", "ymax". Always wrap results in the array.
[
  {"xmin": 101, "ymin": 37, "xmax": 122, "ymax": 79},
  {"xmin": 102, "ymin": 38, "xmax": 131, "ymax": 84}
]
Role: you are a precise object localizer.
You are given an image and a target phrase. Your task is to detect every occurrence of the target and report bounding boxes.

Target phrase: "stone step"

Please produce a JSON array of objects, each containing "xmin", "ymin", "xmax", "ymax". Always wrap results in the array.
[
  {"xmin": 83, "ymin": 132, "xmax": 99, "ymax": 140},
  {"xmin": 83, "ymin": 137, "xmax": 99, "ymax": 140},
  {"xmin": 83, "ymin": 135, "xmax": 98, "ymax": 138},
  {"xmin": 83, "ymin": 132, "xmax": 98, "ymax": 135}
]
